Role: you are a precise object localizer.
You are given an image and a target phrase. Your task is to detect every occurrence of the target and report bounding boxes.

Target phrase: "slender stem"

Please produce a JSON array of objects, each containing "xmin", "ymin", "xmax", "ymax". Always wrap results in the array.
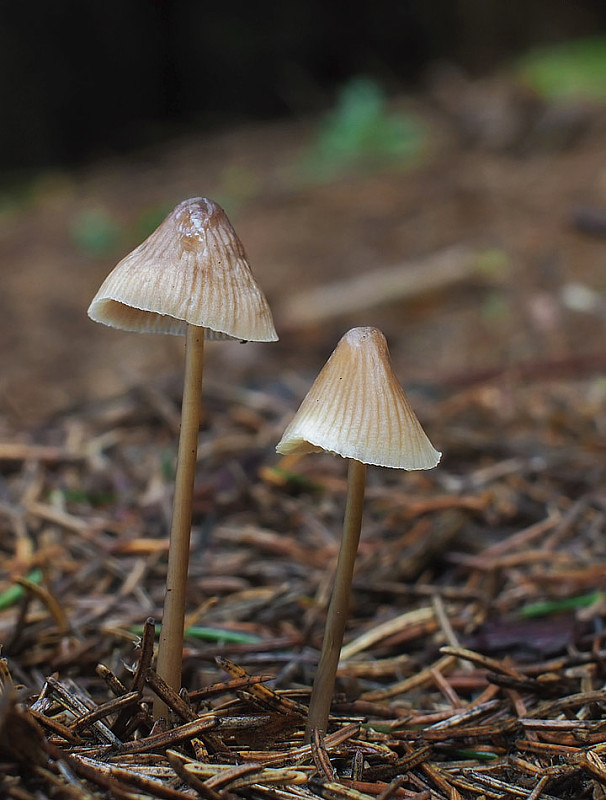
[
  {"xmin": 306, "ymin": 458, "xmax": 367, "ymax": 740},
  {"xmin": 154, "ymin": 324, "xmax": 205, "ymax": 720}
]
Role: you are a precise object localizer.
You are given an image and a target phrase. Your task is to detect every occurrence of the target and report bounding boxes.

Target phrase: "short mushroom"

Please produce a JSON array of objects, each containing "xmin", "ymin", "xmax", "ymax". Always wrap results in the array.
[
  {"xmin": 276, "ymin": 326, "xmax": 440, "ymax": 738},
  {"xmin": 88, "ymin": 197, "xmax": 277, "ymax": 717}
]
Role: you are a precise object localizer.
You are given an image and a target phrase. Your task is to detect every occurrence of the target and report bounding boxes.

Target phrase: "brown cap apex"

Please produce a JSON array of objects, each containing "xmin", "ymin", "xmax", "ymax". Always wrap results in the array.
[{"xmin": 88, "ymin": 197, "xmax": 278, "ymax": 342}]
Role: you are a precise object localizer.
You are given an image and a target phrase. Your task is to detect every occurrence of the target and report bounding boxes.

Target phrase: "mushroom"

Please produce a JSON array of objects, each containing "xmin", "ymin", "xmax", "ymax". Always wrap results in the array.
[
  {"xmin": 276, "ymin": 327, "xmax": 440, "ymax": 738},
  {"xmin": 88, "ymin": 197, "xmax": 277, "ymax": 717}
]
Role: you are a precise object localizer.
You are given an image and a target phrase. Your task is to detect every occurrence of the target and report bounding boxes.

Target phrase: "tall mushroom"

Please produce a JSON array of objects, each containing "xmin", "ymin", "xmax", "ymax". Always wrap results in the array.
[
  {"xmin": 88, "ymin": 197, "xmax": 277, "ymax": 718},
  {"xmin": 276, "ymin": 327, "xmax": 440, "ymax": 739}
]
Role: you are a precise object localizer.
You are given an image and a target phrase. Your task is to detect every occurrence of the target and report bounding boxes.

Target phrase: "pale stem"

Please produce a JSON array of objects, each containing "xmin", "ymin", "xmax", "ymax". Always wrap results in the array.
[
  {"xmin": 306, "ymin": 458, "xmax": 367, "ymax": 740},
  {"xmin": 154, "ymin": 324, "xmax": 205, "ymax": 720}
]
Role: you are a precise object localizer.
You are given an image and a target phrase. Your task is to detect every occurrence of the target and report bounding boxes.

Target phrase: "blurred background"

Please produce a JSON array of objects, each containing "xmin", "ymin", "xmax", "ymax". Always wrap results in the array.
[{"xmin": 1, "ymin": 0, "xmax": 606, "ymax": 421}]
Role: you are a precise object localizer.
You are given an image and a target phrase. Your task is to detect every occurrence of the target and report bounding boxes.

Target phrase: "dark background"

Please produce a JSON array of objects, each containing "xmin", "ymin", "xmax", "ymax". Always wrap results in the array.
[{"xmin": 2, "ymin": 0, "xmax": 606, "ymax": 174}]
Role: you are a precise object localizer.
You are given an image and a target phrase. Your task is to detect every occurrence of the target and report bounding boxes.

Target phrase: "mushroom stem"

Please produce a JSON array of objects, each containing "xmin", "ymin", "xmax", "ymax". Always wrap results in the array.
[
  {"xmin": 306, "ymin": 458, "xmax": 367, "ymax": 740},
  {"xmin": 154, "ymin": 323, "xmax": 205, "ymax": 719}
]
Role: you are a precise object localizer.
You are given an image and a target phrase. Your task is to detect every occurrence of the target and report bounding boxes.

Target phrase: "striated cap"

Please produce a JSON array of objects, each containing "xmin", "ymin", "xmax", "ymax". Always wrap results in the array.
[
  {"xmin": 87, "ymin": 197, "xmax": 278, "ymax": 342},
  {"xmin": 276, "ymin": 327, "xmax": 441, "ymax": 469}
]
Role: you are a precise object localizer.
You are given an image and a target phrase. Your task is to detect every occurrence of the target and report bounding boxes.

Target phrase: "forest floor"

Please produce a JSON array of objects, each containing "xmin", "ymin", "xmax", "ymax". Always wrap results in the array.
[{"xmin": 1, "ymin": 72, "xmax": 606, "ymax": 798}]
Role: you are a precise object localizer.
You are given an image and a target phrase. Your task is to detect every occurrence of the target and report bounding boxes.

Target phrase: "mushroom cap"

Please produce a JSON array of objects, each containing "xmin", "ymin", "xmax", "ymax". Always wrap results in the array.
[
  {"xmin": 87, "ymin": 197, "xmax": 278, "ymax": 342},
  {"xmin": 276, "ymin": 327, "xmax": 441, "ymax": 470}
]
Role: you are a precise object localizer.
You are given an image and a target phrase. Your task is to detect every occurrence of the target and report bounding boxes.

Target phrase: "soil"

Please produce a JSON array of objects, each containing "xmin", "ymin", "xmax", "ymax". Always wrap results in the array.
[
  {"xmin": 1, "ymin": 79, "xmax": 606, "ymax": 798},
  {"xmin": 2, "ymin": 84, "xmax": 606, "ymax": 422}
]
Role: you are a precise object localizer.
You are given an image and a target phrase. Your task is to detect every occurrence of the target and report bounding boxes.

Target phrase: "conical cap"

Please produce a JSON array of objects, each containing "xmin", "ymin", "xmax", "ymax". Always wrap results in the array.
[
  {"xmin": 276, "ymin": 327, "xmax": 441, "ymax": 470},
  {"xmin": 88, "ymin": 197, "xmax": 278, "ymax": 342}
]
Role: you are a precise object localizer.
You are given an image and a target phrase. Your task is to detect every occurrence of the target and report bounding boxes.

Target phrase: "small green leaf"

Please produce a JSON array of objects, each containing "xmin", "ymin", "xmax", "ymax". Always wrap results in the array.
[
  {"xmin": 70, "ymin": 208, "xmax": 121, "ymax": 256},
  {"xmin": 517, "ymin": 36, "xmax": 606, "ymax": 101},
  {"xmin": 520, "ymin": 591, "xmax": 603, "ymax": 618},
  {"xmin": 130, "ymin": 624, "xmax": 261, "ymax": 645},
  {"xmin": 268, "ymin": 467, "xmax": 323, "ymax": 492},
  {"xmin": 449, "ymin": 748, "xmax": 499, "ymax": 761},
  {"xmin": 300, "ymin": 76, "xmax": 426, "ymax": 182},
  {"xmin": 0, "ymin": 569, "xmax": 43, "ymax": 611},
  {"xmin": 184, "ymin": 626, "xmax": 261, "ymax": 644}
]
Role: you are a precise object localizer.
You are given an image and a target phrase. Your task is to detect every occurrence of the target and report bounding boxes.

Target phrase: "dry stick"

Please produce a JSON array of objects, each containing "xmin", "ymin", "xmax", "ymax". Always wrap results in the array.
[
  {"xmin": 165, "ymin": 752, "xmax": 224, "ymax": 800},
  {"xmin": 154, "ymin": 325, "xmax": 205, "ymax": 720},
  {"xmin": 306, "ymin": 458, "xmax": 366, "ymax": 740},
  {"xmin": 281, "ymin": 244, "xmax": 474, "ymax": 326},
  {"xmin": 112, "ymin": 618, "xmax": 156, "ymax": 737}
]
